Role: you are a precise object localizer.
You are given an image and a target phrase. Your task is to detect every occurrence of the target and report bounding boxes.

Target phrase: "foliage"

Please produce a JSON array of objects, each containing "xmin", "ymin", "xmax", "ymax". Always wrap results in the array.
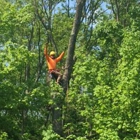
[
  {"xmin": 0, "ymin": 132, "xmax": 8, "ymax": 140},
  {"xmin": 52, "ymin": 13, "xmax": 73, "ymax": 50},
  {"xmin": 42, "ymin": 125, "xmax": 63, "ymax": 140},
  {"xmin": 0, "ymin": 0, "xmax": 140, "ymax": 140}
]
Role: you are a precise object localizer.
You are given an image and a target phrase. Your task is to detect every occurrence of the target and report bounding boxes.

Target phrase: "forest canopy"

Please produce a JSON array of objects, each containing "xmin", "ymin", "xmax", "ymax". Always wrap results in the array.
[{"xmin": 0, "ymin": 0, "xmax": 140, "ymax": 140}]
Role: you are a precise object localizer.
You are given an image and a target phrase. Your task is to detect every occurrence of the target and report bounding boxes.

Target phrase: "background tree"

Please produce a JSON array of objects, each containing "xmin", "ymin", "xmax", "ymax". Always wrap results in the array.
[
  {"xmin": 63, "ymin": 0, "xmax": 86, "ymax": 92},
  {"xmin": 104, "ymin": 0, "xmax": 138, "ymax": 26}
]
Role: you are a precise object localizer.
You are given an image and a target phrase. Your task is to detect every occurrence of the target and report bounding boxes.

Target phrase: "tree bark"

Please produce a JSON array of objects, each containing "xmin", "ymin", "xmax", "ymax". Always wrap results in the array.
[
  {"xmin": 51, "ymin": 0, "xmax": 86, "ymax": 136},
  {"xmin": 63, "ymin": 0, "xmax": 86, "ymax": 93}
]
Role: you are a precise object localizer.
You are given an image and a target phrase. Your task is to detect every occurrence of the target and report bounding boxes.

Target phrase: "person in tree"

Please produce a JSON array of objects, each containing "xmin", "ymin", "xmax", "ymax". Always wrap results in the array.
[{"xmin": 44, "ymin": 43, "xmax": 65, "ymax": 84}]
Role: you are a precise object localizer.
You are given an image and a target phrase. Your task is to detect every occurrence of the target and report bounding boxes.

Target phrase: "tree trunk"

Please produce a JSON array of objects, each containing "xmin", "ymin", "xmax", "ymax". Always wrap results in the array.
[
  {"xmin": 63, "ymin": 0, "xmax": 86, "ymax": 93},
  {"xmin": 51, "ymin": 0, "xmax": 86, "ymax": 136}
]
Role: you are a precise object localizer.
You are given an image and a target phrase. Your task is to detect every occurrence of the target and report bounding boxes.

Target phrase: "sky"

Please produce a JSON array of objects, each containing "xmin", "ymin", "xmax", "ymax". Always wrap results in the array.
[{"xmin": 55, "ymin": 0, "xmax": 111, "ymax": 14}]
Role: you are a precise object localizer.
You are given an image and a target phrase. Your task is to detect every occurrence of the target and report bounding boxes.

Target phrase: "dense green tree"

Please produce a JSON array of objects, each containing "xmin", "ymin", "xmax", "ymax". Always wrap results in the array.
[
  {"xmin": 1, "ymin": 0, "xmax": 140, "ymax": 139},
  {"xmin": 104, "ymin": 0, "xmax": 139, "ymax": 26}
]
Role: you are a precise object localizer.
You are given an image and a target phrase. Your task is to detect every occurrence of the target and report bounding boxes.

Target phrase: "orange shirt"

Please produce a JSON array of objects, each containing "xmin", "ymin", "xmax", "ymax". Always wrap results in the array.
[{"xmin": 44, "ymin": 48, "xmax": 64, "ymax": 70}]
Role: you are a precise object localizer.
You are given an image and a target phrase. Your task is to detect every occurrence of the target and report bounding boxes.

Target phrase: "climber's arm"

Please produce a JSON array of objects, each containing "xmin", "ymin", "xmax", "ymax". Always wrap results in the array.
[
  {"xmin": 56, "ymin": 51, "xmax": 65, "ymax": 62},
  {"xmin": 44, "ymin": 43, "xmax": 49, "ymax": 61}
]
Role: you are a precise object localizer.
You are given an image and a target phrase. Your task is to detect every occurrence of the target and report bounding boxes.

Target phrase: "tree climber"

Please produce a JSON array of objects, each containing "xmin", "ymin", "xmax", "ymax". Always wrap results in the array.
[{"xmin": 44, "ymin": 43, "xmax": 65, "ymax": 84}]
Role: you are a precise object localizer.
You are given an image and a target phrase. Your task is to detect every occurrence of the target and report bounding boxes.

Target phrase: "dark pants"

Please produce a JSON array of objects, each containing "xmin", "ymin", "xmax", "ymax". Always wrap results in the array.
[{"xmin": 49, "ymin": 70, "xmax": 62, "ymax": 83}]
